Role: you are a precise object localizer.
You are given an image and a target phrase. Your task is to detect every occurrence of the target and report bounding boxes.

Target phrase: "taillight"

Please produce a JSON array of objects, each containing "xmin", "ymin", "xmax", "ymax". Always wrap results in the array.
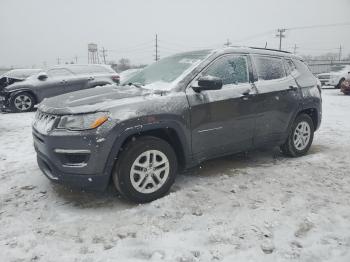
[{"xmin": 111, "ymin": 75, "xmax": 120, "ymax": 83}]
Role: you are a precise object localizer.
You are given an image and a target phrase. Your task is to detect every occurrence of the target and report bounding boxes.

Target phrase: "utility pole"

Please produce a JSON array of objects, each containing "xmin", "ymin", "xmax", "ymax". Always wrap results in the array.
[
  {"xmin": 224, "ymin": 39, "xmax": 232, "ymax": 47},
  {"xmin": 276, "ymin": 28, "xmax": 286, "ymax": 50},
  {"xmin": 338, "ymin": 45, "xmax": 342, "ymax": 61},
  {"xmin": 265, "ymin": 42, "xmax": 268, "ymax": 49},
  {"xmin": 100, "ymin": 47, "xmax": 107, "ymax": 64},
  {"xmin": 293, "ymin": 44, "xmax": 298, "ymax": 54},
  {"xmin": 56, "ymin": 57, "xmax": 60, "ymax": 64},
  {"xmin": 155, "ymin": 34, "xmax": 159, "ymax": 61},
  {"xmin": 74, "ymin": 55, "xmax": 78, "ymax": 64}
]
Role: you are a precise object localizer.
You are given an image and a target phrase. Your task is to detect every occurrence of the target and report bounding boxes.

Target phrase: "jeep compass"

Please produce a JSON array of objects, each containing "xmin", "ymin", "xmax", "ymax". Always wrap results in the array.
[{"xmin": 32, "ymin": 47, "xmax": 322, "ymax": 203}]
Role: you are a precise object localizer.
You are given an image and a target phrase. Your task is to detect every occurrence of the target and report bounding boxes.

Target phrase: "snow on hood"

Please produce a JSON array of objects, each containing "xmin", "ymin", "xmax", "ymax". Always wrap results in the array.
[{"xmin": 38, "ymin": 84, "xmax": 169, "ymax": 115}]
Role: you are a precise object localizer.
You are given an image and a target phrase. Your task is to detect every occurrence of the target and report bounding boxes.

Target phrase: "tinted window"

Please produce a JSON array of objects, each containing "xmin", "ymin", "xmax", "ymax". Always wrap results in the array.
[
  {"xmin": 47, "ymin": 69, "xmax": 73, "ymax": 77},
  {"xmin": 254, "ymin": 56, "xmax": 285, "ymax": 80},
  {"xmin": 202, "ymin": 55, "xmax": 249, "ymax": 85}
]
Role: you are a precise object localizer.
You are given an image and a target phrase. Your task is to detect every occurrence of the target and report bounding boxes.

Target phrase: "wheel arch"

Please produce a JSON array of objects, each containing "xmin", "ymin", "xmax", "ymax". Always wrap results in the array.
[
  {"xmin": 297, "ymin": 108, "xmax": 319, "ymax": 131},
  {"xmin": 103, "ymin": 122, "xmax": 192, "ymax": 183},
  {"xmin": 10, "ymin": 89, "xmax": 38, "ymax": 104}
]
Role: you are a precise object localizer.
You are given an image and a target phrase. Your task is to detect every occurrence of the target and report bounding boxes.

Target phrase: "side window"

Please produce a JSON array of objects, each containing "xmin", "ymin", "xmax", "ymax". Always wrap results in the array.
[
  {"xmin": 284, "ymin": 59, "xmax": 297, "ymax": 75},
  {"xmin": 202, "ymin": 55, "xmax": 249, "ymax": 85},
  {"xmin": 253, "ymin": 56, "xmax": 286, "ymax": 80},
  {"xmin": 47, "ymin": 69, "xmax": 73, "ymax": 77}
]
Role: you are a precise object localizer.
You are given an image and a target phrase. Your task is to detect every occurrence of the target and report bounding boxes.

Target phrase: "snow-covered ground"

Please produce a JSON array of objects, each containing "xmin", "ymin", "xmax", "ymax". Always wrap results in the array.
[{"xmin": 1, "ymin": 89, "xmax": 350, "ymax": 262}]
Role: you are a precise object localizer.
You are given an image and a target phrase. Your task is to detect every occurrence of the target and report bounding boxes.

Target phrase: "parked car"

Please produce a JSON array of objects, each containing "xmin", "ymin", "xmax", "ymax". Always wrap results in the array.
[
  {"xmin": 340, "ymin": 79, "xmax": 350, "ymax": 95},
  {"xmin": 0, "ymin": 64, "xmax": 120, "ymax": 112},
  {"xmin": 32, "ymin": 47, "xmax": 322, "ymax": 203},
  {"xmin": 0, "ymin": 69, "xmax": 42, "ymax": 89},
  {"xmin": 317, "ymin": 65, "xmax": 350, "ymax": 88}
]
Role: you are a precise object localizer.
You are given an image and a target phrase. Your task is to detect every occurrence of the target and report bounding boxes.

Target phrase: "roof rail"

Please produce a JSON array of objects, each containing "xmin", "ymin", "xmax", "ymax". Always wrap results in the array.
[{"xmin": 248, "ymin": 46, "xmax": 292, "ymax": 54}]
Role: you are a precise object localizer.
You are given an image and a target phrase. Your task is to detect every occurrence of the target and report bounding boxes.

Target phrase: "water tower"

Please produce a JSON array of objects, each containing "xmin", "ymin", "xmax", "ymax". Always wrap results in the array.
[{"xmin": 88, "ymin": 43, "xmax": 99, "ymax": 64}]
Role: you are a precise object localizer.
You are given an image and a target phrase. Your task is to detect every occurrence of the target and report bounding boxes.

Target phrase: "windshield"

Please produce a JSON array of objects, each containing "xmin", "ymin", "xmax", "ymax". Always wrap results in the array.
[
  {"xmin": 121, "ymin": 50, "xmax": 212, "ymax": 88},
  {"xmin": 330, "ymin": 65, "xmax": 346, "ymax": 72}
]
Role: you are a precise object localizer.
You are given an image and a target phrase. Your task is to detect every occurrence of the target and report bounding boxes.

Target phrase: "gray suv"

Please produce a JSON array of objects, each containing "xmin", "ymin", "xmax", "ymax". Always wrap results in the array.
[
  {"xmin": 0, "ymin": 64, "xmax": 120, "ymax": 112},
  {"xmin": 32, "ymin": 47, "xmax": 322, "ymax": 203}
]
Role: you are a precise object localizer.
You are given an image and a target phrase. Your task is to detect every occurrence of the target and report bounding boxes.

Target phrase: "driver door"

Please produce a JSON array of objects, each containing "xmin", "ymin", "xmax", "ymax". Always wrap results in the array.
[{"xmin": 186, "ymin": 54, "xmax": 257, "ymax": 162}]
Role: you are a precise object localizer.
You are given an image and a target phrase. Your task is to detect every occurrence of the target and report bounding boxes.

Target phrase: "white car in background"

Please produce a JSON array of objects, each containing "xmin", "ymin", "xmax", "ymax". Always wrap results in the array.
[{"xmin": 317, "ymin": 65, "xmax": 350, "ymax": 88}]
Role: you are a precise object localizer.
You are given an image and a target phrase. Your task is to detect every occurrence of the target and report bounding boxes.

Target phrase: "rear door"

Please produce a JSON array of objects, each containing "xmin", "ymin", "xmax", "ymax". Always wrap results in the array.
[
  {"xmin": 186, "ymin": 54, "xmax": 257, "ymax": 161},
  {"xmin": 252, "ymin": 55, "xmax": 301, "ymax": 147}
]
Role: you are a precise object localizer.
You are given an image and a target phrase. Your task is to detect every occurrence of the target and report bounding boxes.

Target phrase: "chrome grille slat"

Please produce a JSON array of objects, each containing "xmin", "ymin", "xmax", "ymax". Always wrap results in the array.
[{"xmin": 33, "ymin": 111, "xmax": 59, "ymax": 134}]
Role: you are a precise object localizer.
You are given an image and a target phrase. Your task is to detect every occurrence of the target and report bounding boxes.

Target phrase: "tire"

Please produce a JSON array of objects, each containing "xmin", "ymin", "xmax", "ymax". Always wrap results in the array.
[
  {"xmin": 112, "ymin": 136, "xmax": 178, "ymax": 203},
  {"xmin": 280, "ymin": 114, "xmax": 314, "ymax": 157},
  {"xmin": 335, "ymin": 78, "xmax": 345, "ymax": 89},
  {"xmin": 10, "ymin": 92, "xmax": 35, "ymax": 112}
]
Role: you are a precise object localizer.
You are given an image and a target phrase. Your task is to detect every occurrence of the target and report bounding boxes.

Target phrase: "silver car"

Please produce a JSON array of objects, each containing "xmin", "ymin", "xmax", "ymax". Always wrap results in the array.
[{"xmin": 0, "ymin": 64, "xmax": 120, "ymax": 112}]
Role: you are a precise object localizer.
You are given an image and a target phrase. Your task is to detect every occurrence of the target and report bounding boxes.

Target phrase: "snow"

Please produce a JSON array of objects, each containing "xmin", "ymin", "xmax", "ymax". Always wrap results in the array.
[{"xmin": 1, "ymin": 89, "xmax": 350, "ymax": 261}]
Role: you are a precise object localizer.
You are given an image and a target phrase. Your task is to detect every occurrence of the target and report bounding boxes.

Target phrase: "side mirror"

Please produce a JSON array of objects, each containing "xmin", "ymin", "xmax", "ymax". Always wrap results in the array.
[
  {"xmin": 192, "ymin": 75, "xmax": 223, "ymax": 93},
  {"xmin": 38, "ymin": 73, "xmax": 48, "ymax": 81}
]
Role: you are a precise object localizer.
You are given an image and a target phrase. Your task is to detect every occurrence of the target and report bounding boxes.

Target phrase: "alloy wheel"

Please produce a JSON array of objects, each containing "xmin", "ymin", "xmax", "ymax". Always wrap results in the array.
[
  {"xmin": 130, "ymin": 149, "xmax": 170, "ymax": 194},
  {"xmin": 14, "ymin": 95, "xmax": 32, "ymax": 111},
  {"xmin": 293, "ymin": 121, "xmax": 311, "ymax": 151}
]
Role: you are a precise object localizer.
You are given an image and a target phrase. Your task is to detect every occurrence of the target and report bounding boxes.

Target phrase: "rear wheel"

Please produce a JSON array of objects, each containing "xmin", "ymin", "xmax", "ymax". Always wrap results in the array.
[
  {"xmin": 112, "ymin": 136, "xmax": 177, "ymax": 203},
  {"xmin": 11, "ymin": 92, "xmax": 35, "ymax": 112},
  {"xmin": 281, "ymin": 114, "xmax": 314, "ymax": 157}
]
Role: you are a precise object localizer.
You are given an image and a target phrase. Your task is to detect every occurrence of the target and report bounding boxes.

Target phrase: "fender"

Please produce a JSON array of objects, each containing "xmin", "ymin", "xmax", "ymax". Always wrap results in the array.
[
  {"xmin": 2, "ymin": 88, "xmax": 38, "ymax": 109},
  {"xmin": 101, "ymin": 120, "xmax": 192, "ymax": 179}
]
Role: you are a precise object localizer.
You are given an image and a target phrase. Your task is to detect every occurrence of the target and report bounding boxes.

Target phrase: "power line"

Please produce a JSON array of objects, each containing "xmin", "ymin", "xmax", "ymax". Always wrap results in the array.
[{"xmin": 287, "ymin": 21, "xmax": 350, "ymax": 31}]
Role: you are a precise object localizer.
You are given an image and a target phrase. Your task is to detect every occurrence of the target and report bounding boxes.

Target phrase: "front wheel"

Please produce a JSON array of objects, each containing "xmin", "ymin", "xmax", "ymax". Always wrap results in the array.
[
  {"xmin": 10, "ymin": 92, "xmax": 35, "ymax": 112},
  {"xmin": 281, "ymin": 114, "xmax": 314, "ymax": 157},
  {"xmin": 112, "ymin": 136, "xmax": 178, "ymax": 203}
]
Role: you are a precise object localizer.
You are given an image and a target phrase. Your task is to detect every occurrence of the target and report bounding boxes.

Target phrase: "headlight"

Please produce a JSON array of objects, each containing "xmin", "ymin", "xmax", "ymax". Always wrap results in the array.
[{"xmin": 57, "ymin": 112, "xmax": 109, "ymax": 131}]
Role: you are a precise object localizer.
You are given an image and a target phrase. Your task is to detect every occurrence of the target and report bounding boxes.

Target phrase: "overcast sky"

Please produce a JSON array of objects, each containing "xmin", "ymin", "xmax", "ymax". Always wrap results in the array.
[{"xmin": 1, "ymin": 0, "xmax": 350, "ymax": 68}]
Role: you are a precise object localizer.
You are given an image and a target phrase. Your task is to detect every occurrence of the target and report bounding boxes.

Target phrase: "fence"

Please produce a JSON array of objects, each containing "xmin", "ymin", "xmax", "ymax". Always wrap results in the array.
[{"xmin": 305, "ymin": 60, "xmax": 350, "ymax": 75}]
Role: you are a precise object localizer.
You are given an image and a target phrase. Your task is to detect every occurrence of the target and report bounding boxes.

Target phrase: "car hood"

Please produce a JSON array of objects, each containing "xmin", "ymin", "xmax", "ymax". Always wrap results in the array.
[
  {"xmin": 38, "ymin": 84, "xmax": 169, "ymax": 115},
  {"xmin": 3, "ymin": 78, "xmax": 36, "ymax": 91}
]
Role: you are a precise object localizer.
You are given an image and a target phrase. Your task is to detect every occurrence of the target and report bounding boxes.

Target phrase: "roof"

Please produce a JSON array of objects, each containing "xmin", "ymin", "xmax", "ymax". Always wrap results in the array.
[{"xmin": 212, "ymin": 46, "xmax": 300, "ymax": 59}]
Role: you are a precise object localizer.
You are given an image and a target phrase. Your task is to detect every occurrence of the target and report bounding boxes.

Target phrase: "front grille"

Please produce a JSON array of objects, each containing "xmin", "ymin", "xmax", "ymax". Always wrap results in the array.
[
  {"xmin": 318, "ymin": 74, "xmax": 330, "ymax": 80},
  {"xmin": 33, "ymin": 111, "xmax": 59, "ymax": 134}
]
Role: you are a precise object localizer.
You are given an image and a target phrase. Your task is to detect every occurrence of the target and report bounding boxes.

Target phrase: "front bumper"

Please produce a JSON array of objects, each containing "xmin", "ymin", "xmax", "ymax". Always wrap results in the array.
[
  {"xmin": 32, "ymin": 125, "xmax": 118, "ymax": 191},
  {"xmin": 0, "ymin": 92, "xmax": 10, "ymax": 111}
]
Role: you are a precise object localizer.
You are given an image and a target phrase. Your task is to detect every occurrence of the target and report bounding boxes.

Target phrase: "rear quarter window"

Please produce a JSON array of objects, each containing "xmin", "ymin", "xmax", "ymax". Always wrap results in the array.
[
  {"xmin": 292, "ymin": 59, "xmax": 316, "ymax": 87},
  {"xmin": 253, "ymin": 56, "xmax": 286, "ymax": 81}
]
